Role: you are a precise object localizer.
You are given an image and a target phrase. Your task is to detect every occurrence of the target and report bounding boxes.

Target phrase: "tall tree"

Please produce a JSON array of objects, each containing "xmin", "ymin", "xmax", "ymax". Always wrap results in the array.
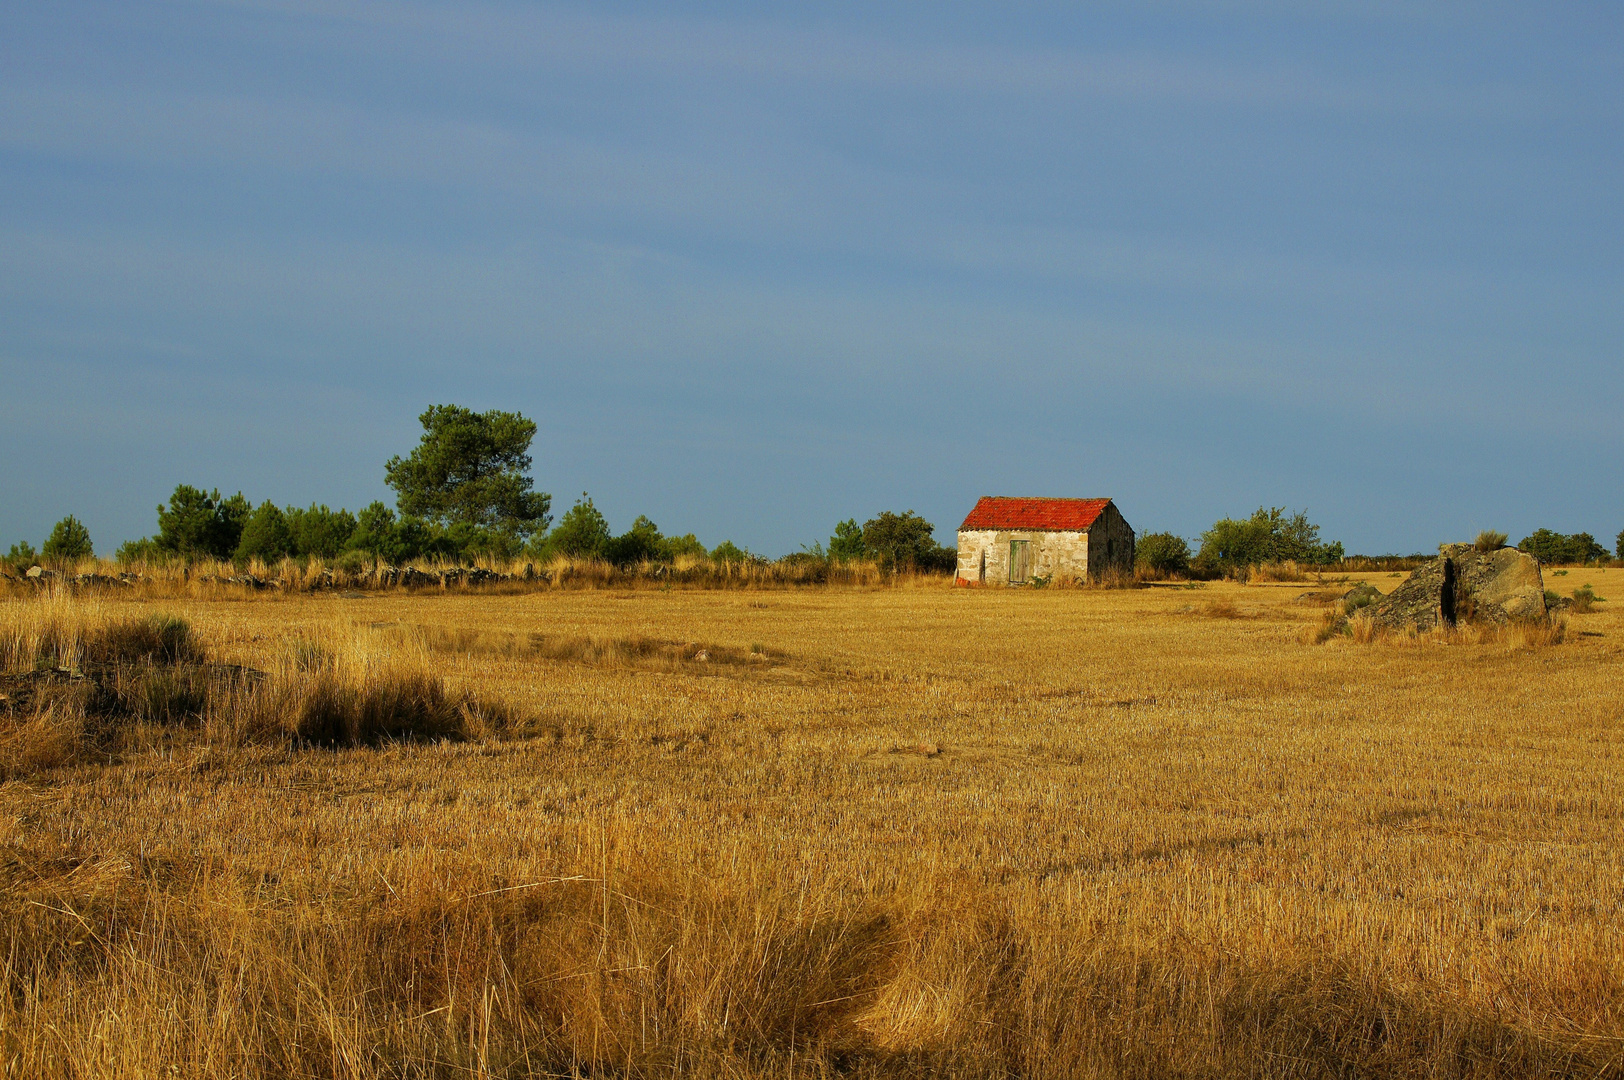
[{"xmin": 384, "ymin": 405, "xmax": 551, "ymax": 540}]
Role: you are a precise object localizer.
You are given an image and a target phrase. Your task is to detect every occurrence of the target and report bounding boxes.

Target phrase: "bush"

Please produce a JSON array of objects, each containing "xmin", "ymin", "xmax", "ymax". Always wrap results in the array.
[
  {"xmin": 42, "ymin": 516, "xmax": 93, "ymax": 560},
  {"xmin": 540, "ymin": 495, "xmax": 611, "ymax": 560},
  {"xmin": 155, "ymin": 485, "xmax": 249, "ymax": 559},
  {"xmin": 288, "ymin": 668, "xmax": 467, "ymax": 747},
  {"xmin": 1570, "ymin": 585, "xmax": 1605, "ymax": 615},
  {"xmin": 605, "ymin": 516, "xmax": 665, "ymax": 566},
  {"xmin": 861, "ymin": 511, "xmax": 955, "ymax": 573},
  {"xmin": 828, "ymin": 519, "xmax": 866, "ymax": 562},
  {"xmin": 1616, "ymin": 528, "xmax": 1623, "ymax": 560},
  {"xmin": 1518, "ymin": 529, "xmax": 1607, "ymax": 566},
  {"xmin": 85, "ymin": 616, "xmax": 203, "ymax": 666},
  {"xmin": 1195, "ymin": 508, "xmax": 1343, "ymax": 576},
  {"xmin": 3, "ymin": 541, "xmax": 38, "ymax": 572},
  {"xmin": 1474, "ymin": 530, "xmax": 1508, "ymax": 552},
  {"xmin": 235, "ymin": 501, "xmax": 292, "ymax": 563},
  {"xmin": 663, "ymin": 533, "xmax": 708, "ymax": 560},
  {"xmin": 286, "ymin": 504, "xmax": 357, "ymax": 559},
  {"xmin": 1134, "ymin": 533, "xmax": 1190, "ymax": 577},
  {"xmin": 709, "ymin": 540, "xmax": 752, "ymax": 564},
  {"xmin": 114, "ymin": 537, "xmax": 165, "ymax": 565}
]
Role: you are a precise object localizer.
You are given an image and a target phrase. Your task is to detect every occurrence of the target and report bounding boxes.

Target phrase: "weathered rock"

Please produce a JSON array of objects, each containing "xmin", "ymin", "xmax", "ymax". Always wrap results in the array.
[
  {"xmin": 1363, "ymin": 544, "xmax": 1546, "ymax": 630},
  {"xmin": 1341, "ymin": 583, "xmax": 1383, "ymax": 615},
  {"xmin": 25, "ymin": 565, "xmax": 57, "ymax": 581}
]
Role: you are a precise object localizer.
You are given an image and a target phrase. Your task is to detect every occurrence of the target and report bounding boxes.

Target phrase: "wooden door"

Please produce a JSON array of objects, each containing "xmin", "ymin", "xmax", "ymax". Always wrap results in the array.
[{"xmin": 1009, "ymin": 540, "xmax": 1031, "ymax": 584}]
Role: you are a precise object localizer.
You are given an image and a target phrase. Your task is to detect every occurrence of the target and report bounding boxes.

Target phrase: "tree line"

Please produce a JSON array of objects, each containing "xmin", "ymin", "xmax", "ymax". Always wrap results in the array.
[
  {"xmin": 4, "ymin": 405, "xmax": 958, "ymax": 573},
  {"xmin": 1132, "ymin": 509, "xmax": 1623, "ymax": 578},
  {"xmin": 5, "ymin": 405, "xmax": 1618, "ymax": 574}
]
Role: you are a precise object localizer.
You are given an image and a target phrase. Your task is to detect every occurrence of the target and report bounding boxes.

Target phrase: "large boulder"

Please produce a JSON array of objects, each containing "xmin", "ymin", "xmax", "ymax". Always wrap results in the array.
[{"xmin": 1364, "ymin": 544, "xmax": 1546, "ymax": 630}]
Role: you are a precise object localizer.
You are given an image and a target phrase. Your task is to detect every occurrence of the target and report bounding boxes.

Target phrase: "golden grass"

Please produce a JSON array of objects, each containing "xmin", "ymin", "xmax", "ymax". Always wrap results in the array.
[{"xmin": 2, "ymin": 574, "xmax": 1623, "ymax": 1077}]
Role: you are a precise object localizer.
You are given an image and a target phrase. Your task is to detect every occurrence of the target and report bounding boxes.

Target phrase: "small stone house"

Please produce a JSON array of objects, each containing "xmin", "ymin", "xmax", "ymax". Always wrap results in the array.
[{"xmin": 956, "ymin": 497, "xmax": 1134, "ymax": 585}]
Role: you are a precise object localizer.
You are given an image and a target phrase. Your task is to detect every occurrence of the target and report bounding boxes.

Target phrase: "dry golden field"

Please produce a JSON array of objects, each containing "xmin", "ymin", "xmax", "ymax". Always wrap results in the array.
[{"xmin": 2, "ymin": 570, "xmax": 1622, "ymax": 1078}]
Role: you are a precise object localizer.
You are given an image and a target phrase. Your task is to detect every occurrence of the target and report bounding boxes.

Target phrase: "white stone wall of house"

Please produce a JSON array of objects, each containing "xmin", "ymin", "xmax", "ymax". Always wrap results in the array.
[{"xmin": 957, "ymin": 529, "xmax": 1090, "ymax": 585}]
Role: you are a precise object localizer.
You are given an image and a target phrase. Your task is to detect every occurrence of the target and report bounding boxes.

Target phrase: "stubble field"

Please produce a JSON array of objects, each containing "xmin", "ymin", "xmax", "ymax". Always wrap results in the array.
[{"xmin": 2, "ymin": 570, "xmax": 1622, "ymax": 1078}]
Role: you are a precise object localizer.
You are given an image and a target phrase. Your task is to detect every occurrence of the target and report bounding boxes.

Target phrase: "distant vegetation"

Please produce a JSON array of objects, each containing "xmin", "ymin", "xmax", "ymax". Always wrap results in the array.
[
  {"xmin": 1133, "ymin": 532, "xmax": 1191, "ymax": 577},
  {"xmin": 1518, "ymin": 528, "xmax": 1609, "ymax": 566},
  {"xmin": 7, "ymin": 405, "xmax": 1620, "ymax": 580},
  {"xmin": 3, "ymin": 405, "xmax": 956, "ymax": 579}
]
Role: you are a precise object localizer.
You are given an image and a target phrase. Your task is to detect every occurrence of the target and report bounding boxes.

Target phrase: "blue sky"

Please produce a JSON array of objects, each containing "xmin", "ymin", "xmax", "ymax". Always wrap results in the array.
[{"xmin": 2, "ymin": 1, "xmax": 1620, "ymax": 556}]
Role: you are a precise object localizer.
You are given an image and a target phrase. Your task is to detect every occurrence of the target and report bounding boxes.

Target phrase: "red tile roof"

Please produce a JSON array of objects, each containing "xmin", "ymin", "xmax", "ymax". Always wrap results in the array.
[{"xmin": 959, "ymin": 497, "xmax": 1112, "ymax": 532}]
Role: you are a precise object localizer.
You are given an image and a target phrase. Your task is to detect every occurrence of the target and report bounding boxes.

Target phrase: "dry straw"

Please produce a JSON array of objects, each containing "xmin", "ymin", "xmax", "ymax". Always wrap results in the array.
[{"xmin": 1, "ymin": 572, "xmax": 1621, "ymax": 1077}]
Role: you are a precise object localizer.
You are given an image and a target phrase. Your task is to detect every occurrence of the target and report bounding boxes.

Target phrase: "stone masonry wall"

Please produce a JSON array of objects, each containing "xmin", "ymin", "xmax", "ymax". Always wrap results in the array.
[
  {"xmin": 1085, "ymin": 503, "xmax": 1136, "ymax": 578},
  {"xmin": 956, "ymin": 529, "xmax": 1090, "ymax": 584}
]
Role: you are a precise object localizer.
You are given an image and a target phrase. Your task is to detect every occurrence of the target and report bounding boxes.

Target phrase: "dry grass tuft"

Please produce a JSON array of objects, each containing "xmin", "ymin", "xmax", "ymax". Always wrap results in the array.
[{"xmin": 1246, "ymin": 560, "xmax": 1314, "ymax": 583}]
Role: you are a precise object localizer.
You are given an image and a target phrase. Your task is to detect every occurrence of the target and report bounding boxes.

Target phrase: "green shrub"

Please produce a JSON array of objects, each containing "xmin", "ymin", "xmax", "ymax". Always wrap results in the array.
[
  {"xmin": 4, "ymin": 541, "xmax": 38, "ymax": 572},
  {"xmin": 285, "ymin": 504, "xmax": 357, "ymax": 558},
  {"xmin": 155, "ymin": 485, "xmax": 249, "ymax": 559},
  {"xmin": 1571, "ymin": 584, "xmax": 1605, "ymax": 614},
  {"xmin": 861, "ymin": 511, "xmax": 955, "ymax": 572},
  {"xmin": 539, "ymin": 494, "xmax": 611, "ymax": 559},
  {"xmin": 709, "ymin": 540, "xmax": 752, "ymax": 563},
  {"xmin": 1134, "ymin": 532, "xmax": 1191, "ymax": 576},
  {"xmin": 828, "ymin": 519, "xmax": 866, "ymax": 562},
  {"xmin": 1196, "ymin": 508, "xmax": 1343, "ymax": 576},
  {"xmin": 663, "ymin": 533, "xmax": 709, "ymax": 560},
  {"xmin": 42, "ymin": 516, "xmax": 93, "ymax": 560},
  {"xmin": 235, "ymin": 501, "xmax": 292, "ymax": 563},
  {"xmin": 114, "ymin": 537, "xmax": 165, "ymax": 565},
  {"xmin": 605, "ymin": 515, "xmax": 665, "ymax": 566},
  {"xmin": 1518, "ymin": 529, "xmax": 1607, "ymax": 565},
  {"xmin": 1616, "ymin": 528, "xmax": 1623, "ymax": 560}
]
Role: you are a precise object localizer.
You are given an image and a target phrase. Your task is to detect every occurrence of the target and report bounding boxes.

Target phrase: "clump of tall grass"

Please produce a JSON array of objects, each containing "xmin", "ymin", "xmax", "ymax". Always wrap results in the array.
[
  {"xmin": 1476, "ymin": 529, "xmax": 1509, "ymax": 552},
  {"xmin": 1570, "ymin": 584, "xmax": 1604, "ymax": 614},
  {"xmin": 0, "ymin": 597, "xmax": 511, "ymax": 773},
  {"xmin": 1245, "ymin": 560, "xmax": 1313, "ymax": 583}
]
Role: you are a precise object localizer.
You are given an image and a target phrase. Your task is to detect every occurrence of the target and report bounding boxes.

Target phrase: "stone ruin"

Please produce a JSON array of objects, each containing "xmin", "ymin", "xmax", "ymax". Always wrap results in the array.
[{"xmin": 1361, "ymin": 543, "xmax": 1547, "ymax": 631}]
